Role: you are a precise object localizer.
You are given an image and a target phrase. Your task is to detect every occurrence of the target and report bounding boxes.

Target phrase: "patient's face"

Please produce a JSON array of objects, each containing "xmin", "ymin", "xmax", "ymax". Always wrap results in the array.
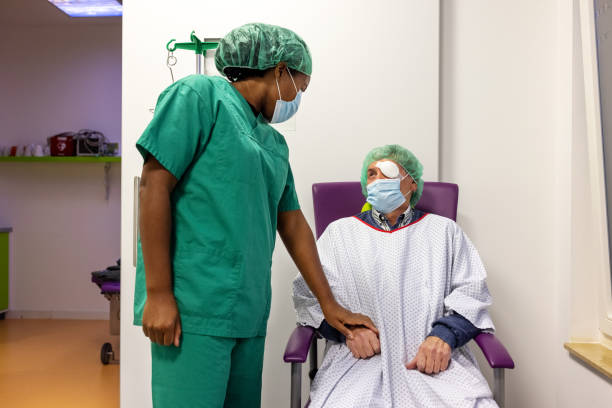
[{"xmin": 366, "ymin": 160, "xmax": 416, "ymax": 198}]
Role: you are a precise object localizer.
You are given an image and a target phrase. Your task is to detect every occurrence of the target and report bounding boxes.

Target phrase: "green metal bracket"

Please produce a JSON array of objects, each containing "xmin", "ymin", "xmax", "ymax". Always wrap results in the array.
[{"xmin": 166, "ymin": 31, "xmax": 219, "ymax": 55}]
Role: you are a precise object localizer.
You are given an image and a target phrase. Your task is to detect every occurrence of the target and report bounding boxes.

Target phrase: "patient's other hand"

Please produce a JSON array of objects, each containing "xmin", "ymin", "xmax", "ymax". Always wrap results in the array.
[
  {"xmin": 405, "ymin": 336, "xmax": 451, "ymax": 374},
  {"xmin": 346, "ymin": 327, "xmax": 381, "ymax": 359}
]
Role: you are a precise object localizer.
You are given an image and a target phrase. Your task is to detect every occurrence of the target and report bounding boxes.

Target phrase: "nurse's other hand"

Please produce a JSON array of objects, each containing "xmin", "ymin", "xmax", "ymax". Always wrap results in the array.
[
  {"xmin": 346, "ymin": 327, "xmax": 381, "ymax": 359},
  {"xmin": 405, "ymin": 336, "xmax": 451, "ymax": 374},
  {"xmin": 321, "ymin": 301, "xmax": 379, "ymax": 340},
  {"xmin": 142, "ymin": 291, "xmax": 182, "ymax": 347}
]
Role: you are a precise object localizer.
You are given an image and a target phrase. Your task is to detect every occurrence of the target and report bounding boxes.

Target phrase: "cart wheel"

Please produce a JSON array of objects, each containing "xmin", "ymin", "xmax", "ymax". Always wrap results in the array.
[{"xmin": 101, "ymin": 342, "xmax": 113, "ymax": 365}]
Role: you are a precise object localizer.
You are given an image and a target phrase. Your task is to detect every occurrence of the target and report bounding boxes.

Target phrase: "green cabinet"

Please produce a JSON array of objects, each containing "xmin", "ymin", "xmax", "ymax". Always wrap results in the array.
[{"xmin": 0, "ymin": 228, "xmax": 10, "ymax": 314}]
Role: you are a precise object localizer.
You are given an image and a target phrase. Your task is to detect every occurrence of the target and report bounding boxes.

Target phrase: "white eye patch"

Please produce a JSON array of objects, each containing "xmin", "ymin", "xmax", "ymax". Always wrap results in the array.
[{"xmin": 375, "ymin": 161, "xmax": 400, "ymax": 179}]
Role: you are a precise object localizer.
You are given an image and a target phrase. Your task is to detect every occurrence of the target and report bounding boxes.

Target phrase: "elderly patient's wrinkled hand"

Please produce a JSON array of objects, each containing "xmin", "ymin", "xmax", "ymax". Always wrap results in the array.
[
  {"xmin": 346, "ymin": 326, "xmax": 381, "ymax": 359},
  {"xmin": 405, "ymin": 336, "xmax": 451, "ymax": 374}
]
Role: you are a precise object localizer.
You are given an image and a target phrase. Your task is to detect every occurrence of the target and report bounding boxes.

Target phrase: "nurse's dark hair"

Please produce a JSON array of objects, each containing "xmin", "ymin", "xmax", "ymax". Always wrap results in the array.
[{"xmin": 223, "ymin": 66, "xmax": 298, "ymax": 83}]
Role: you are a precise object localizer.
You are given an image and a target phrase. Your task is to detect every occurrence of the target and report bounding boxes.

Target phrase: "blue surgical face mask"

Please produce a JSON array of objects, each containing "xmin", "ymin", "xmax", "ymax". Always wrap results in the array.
[
  {"xmin": 270, "ymin": 70, "xmax": 302, "ymax": 124},
  {"xmin": 366, "ymin": 175, "xmax": 410, "ymax": 213}
]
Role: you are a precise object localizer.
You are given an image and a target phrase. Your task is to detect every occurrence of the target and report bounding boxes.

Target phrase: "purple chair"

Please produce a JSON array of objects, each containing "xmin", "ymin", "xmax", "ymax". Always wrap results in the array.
[{"xmin": 283, "ymin": 181, "xmax": 515, "ymax": 408}]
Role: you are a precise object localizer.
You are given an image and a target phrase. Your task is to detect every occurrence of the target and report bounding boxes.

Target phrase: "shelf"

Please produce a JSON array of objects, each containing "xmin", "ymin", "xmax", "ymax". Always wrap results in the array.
[
  {"xmin": 0, "ymin": 156, "xmax": 120, "ymax": 163},
  {"xmin": 564, "ymin": 342, "xmax": 612, "ymax": 379}
]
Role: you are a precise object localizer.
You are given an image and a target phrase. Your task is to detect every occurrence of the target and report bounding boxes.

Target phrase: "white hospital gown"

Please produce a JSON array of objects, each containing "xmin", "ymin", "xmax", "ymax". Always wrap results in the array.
[{"xmin": 293, "ymin": 213, "xmax": 498, "ymax": 408}]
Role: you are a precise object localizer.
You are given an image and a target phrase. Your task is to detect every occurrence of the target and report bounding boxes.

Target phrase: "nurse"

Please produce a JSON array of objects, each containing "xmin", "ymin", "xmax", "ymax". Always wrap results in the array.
[{"xmin": 133, "ymin": 23, "xmax": 377, "ymax": 408}]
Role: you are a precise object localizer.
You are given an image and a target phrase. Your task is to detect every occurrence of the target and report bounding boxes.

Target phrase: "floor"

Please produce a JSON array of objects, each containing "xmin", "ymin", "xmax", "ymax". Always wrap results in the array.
[{"xmin": 0, "ymin": 319, "xmax": 119, "ymax": 408}]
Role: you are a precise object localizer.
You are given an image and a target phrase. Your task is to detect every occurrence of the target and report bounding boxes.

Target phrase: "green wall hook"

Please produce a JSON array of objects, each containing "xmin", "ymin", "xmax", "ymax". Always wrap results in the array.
[{"xmin": 166, "ymin": 39, "xmax": 177, "ymax": 52}]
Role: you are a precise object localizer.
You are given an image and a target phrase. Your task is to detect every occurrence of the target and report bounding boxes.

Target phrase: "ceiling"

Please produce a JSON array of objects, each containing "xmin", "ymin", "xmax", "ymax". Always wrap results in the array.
[{"xmin": 0, "ymin": 0, "xmax": 121, "ymax": 26}]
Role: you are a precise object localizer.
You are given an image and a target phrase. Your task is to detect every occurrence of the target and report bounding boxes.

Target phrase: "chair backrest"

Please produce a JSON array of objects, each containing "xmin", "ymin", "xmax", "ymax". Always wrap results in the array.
[{"xmin": 312, "ymin": 181, "xmax": 459, "ymax": 238}]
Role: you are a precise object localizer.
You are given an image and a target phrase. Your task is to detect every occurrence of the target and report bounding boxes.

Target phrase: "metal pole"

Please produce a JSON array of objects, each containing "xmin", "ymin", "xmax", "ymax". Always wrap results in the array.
[
  {"xmin": 494, "ymin": 368, "xmax": 505, "ymax": 408},
  {"xmin": 196, "ymin": 53, "xmax": 202, "ymax": 74},
  {"xmin": 309, "ymin": 339, "xmax": 318, "ymax": 385},
  {"xmin": 290, "ymin": 363, "xmax": 302, "ymax": 408}
]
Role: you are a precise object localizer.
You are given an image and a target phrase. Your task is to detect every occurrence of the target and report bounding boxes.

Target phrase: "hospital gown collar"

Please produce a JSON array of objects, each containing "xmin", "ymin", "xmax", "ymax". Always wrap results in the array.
[
  {"xmin": 371, "ymin": 206, "xmax": 413, "ymax": 230},
  {"xmin": 354, "ymin": 208, "xmax": 427, "ymax": 233}
]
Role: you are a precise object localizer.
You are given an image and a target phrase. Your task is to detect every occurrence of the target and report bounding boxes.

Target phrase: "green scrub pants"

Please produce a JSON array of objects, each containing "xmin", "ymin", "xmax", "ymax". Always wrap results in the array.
[{"xmin": 151, "ymin": 333, "xmax": 266, "ymax": 408}]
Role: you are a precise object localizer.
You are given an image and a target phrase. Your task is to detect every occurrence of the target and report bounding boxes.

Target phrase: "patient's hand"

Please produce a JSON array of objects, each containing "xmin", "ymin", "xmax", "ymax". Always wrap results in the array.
[
  {"xmin": 405, "ymin": 336, "xmax": 451, "ymax": 374},
  {"xmin": 346, "ymin": 327, "xmax": 381, "ymax": 359}
]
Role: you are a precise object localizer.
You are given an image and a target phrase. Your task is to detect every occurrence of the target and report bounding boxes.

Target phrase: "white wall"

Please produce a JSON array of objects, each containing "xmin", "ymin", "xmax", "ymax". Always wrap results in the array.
[
  {"xmin": 569, "ymin": 0, "xmax": 602, "ymax": 344},
  {"xmin": 0, "ymin": 23, "xmax": 122, "ymax": 148},
  {"xmin": 120, "ymin": 1, "xmax": 612, "ymax": 407},
  {"xmin": 441, "ymin": 1, "xmax": 612, "ymax": 407},
  {"xmin": 120, "ymin": 1, "xmax": 439, "ymax": 407},
  {"xmin": 0, "ymin": 20, "xmax": 121, "ymax": 317},
  {"xmin": 0, "ymin": 164, "xmax": 120, "ymax": 318}
]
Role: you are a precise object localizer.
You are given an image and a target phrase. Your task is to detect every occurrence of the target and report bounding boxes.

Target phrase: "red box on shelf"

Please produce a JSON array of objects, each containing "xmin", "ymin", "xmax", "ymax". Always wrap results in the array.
[{"xmin": 48, "ymin": 133, "xmax": 76, "ymax": 156}]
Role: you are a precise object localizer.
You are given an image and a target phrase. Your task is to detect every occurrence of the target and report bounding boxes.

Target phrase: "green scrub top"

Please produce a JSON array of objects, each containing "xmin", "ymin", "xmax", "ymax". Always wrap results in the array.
[{"xmin": 133, "ymin": 75, "xmax": 300, "ymax": 338}]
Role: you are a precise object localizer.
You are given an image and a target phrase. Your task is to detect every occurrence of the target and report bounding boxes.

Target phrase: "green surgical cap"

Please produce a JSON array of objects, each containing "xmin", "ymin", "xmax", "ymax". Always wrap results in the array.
[
  {"xmin": 360, "ymin": 144, "xmax": 424, "ymax": 208},
  {"xmin": 215, "ymin": 23, "xmax": 312, "ymax": 77}
]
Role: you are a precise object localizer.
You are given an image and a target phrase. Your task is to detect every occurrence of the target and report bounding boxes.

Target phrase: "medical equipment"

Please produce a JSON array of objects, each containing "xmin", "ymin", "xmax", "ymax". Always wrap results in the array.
[
  {"xmin": 147, "ymin": 32, "xmax": 219, "ymax": 113},
  {"xmin": 165, "ymin": 32, "xmax": 220, "ymax": 82},
  {"xmin": 76, "ymin": 129, "xmax": 106, "ymax": 156},
  {"xmin": 48, "ymin": 132, "xmax": 76, "ymax": 156},
  {"xmin": 91, "ymin": 260, "xmax": 120, "ymax": 365},
  {"xmin": 283, "ymin": 181, "xmax": 515, "ymax": 408}
]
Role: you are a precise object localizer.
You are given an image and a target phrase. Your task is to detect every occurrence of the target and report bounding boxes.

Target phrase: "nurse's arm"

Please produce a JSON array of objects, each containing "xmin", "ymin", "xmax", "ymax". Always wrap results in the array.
[
  {"xmin": 277, "ymin": 209, "xmax": 378, "ymax": 340},
  {"xmin": 139, "ymin": 156, "xmax": 182, "ymax": 347}
]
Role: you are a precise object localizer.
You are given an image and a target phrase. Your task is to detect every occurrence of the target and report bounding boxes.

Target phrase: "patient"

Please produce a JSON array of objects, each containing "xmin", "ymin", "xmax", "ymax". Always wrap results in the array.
[{"xmin": 293, "ymin": 145, "xmax": 498, "ymax": 407}]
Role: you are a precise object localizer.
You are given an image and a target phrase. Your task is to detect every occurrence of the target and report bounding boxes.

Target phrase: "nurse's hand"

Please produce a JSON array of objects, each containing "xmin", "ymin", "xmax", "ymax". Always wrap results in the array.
[
  {"xmin": 322, "ymin": 301, "xmax": 379, "ymax": 340},
  {"xmin": 405, "ymin": 336, "xmax": 451, "ymax": 374},
  {"xmin": 346, "ymin": 327, "xmax": 381, "ymax": 359},
  {"xmin": 142, "ymin": 291, "xmax": 182, "ymax": 347}
]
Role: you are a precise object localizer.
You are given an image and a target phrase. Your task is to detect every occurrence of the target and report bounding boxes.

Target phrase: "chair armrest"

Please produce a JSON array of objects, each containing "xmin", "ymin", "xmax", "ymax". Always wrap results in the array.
[
  {"xmin": 473, "ymin": 332, "xmax": 515, "ymax": 369},
  {"xmin": 101, "ymin": 282, "xmax": 120, "ymax": 294},
  {"xmin": 284, "ymin": 325, "xmax": 316, "ymax": 363}
]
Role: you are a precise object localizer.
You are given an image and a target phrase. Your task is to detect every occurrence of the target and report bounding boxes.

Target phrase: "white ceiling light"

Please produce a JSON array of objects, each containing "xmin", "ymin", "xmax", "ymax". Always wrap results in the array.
[{"xmin": 48, "ymin": 0, "xmax": 122, "ymax": 17}]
